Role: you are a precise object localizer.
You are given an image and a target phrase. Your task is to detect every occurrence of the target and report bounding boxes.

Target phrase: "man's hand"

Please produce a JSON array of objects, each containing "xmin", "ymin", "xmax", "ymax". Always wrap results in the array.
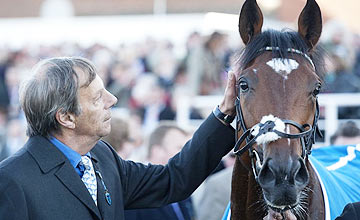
[{"xmin": 219, "ymin": 71, "xmax": 236, "ymax": 116}]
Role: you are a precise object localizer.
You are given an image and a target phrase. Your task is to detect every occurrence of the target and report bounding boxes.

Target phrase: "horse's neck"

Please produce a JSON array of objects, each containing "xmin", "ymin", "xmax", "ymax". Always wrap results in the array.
[
  {"xmin": 230, "ymin": 157, "xmax": 325, "ymax": 220},
  {"xmin": 231, "ymin": 156, "xmax": 248, "ymax": 219},
  {"xmin": 231, "ymin": 156, "xmax": 265, "ymax": 220}
]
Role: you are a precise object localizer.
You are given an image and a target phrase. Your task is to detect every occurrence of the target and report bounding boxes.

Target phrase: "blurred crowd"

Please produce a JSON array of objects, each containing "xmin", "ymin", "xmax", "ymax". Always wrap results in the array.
[
  {"xmin": 0, "ymin": 28, "xmax": 360, "ymax": 163},
  {"xmin": 0, "ymin": 30, "xmax": 235, "ymax": 162},
  {"xmin": 0, "ymin": 26, "xmax": 359, "ymax": 219}
]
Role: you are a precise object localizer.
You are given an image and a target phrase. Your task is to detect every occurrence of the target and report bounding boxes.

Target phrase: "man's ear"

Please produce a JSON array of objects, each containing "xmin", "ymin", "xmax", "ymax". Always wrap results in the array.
[{"xmin": 55, "ymin": 109, "xmax": 76, "ymax": 129}]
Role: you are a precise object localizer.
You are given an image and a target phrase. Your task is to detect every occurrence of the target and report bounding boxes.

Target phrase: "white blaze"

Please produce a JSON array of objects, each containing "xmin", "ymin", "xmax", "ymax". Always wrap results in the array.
[{"xmin": 266, "ymin": 58, "xmax": 299, "ymax": 79}]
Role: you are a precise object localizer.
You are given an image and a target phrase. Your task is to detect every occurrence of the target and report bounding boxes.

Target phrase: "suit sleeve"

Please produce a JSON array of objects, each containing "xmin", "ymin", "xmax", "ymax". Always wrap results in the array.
[
  {"xmin": 120, "ymin": 113, "xmax": 235, "ymax": 209},
  {"xmin": 0, "ymin": 172, "xmax": 29, "ymax": 220},
  {"xmin": 336, "ymin": 202, "xmax": 359, "ymax": 220}
]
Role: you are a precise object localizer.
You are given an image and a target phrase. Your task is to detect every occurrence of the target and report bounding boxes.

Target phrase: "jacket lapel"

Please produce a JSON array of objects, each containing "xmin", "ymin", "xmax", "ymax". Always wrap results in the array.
[
  {"xmin": 26, "ymin": 136, "xmax": 102, "ymax": 220},
  {"xmin": 92, "ymin": 154, "xmax": 110, "ymax": 220},
  {"xmin": 55, "ymin": 162, "xmax": 102, "ymax": 220}
]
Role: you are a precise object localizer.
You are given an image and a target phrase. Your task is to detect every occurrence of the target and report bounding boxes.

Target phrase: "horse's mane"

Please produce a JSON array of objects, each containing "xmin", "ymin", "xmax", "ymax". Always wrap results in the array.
[{"xmin": 235, "ymin": 29, "xmax": 325, "ymax": 82}]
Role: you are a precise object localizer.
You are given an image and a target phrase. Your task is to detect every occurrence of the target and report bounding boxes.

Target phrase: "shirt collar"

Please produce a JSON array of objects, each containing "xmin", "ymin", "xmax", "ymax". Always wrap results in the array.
[{"xmin": 49, "ymin": 136, "xmax": 91, "ymax": 169}]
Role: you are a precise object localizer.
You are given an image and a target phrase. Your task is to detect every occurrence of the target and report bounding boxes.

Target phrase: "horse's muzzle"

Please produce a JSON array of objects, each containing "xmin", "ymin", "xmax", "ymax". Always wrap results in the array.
[{"xmin": 257, "ymin": 157, "xmax": 309, "ymax": 208}]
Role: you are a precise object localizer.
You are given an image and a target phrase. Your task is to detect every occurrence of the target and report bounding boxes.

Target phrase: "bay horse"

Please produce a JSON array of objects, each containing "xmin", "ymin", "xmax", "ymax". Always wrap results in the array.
[{"xmin": 230, "ymin": 0, "xmax": 326, "ymax": 219}]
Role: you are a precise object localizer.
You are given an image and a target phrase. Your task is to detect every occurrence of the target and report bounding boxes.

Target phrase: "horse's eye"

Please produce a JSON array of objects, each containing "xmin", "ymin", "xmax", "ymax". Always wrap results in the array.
[
  {"xmin": 313, "ymin": 84, "xmax": 321, "ymax": 96},
  {"xmin": 239, "ymin": 81, "xmax": 249, "ymax": 92}
]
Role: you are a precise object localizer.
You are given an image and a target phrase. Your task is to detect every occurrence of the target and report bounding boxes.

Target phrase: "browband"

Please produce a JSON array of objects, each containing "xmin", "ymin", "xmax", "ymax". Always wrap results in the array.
[{"xmin": 259, "ymin": 46, "xmax": 315, "ymax": 70}]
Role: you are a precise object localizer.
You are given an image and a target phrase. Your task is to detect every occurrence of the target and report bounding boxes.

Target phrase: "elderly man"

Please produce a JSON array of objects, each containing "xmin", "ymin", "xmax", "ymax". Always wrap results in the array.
[{"xmin": 0, "ymin": 57, "xmax": 236, "ymax": 220}]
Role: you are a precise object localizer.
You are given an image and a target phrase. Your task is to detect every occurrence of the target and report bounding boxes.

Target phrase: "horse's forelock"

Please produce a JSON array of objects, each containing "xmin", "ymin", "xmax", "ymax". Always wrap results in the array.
[{"xmin": 234, "ymin": 30, "xmax": 325, "ymax": 83}]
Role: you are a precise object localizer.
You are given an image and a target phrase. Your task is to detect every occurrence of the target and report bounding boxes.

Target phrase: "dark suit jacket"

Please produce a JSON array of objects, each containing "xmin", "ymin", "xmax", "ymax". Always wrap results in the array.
[
  {"xmin": 0, "ymin": 113, "xmax": 234, "ymax": 220},
  {"xmin": 124, "ymin": 198, "xmax": 193, "ymax": 220},
  {"xmin": 336, "ymin": 202, "xmax": 360, "ymax": 220},
  {"xmin": 0, "ymin": 143, "xmax": 9, "ymax": 162}
]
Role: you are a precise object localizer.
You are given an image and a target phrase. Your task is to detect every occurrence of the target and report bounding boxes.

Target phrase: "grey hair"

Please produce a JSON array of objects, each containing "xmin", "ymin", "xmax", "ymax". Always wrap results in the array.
[{"xmin": 19, "ymin": 57, "xmax": 97, "ymax": 137}]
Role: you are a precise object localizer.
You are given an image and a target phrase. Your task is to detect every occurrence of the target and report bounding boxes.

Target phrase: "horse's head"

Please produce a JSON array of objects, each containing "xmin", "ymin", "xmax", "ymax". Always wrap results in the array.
[{"xmin": 234, "ymin": 0, "xmax": 324, "ymax": 217}]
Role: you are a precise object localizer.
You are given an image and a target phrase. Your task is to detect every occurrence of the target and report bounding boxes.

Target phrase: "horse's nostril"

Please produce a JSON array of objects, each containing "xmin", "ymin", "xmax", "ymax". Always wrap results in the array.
[
  {"xmin": 258, "ymin": 158, "xmax": 309, "ymax": 189},
  {"xmin": 294, "ymin": 158, "xmax": 309, "ymax": 187},
  {"xmin": 258, "ymin": 159, "xmax": 276, "ymax": 187}
]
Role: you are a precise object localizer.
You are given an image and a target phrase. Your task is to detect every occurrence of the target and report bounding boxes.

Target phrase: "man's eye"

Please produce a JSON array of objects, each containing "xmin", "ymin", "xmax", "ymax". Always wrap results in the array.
[{"xmin": 94, "ymin": 96, "xmax": 101, "ymax": 103}]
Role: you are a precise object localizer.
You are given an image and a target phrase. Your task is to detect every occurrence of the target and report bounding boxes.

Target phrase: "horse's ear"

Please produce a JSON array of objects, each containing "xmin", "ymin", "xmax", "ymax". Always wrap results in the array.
[
  {"xmin": 298, "ymin": 0, "xmax": 322, "ymax": 51},
  {"xmin": 238, "ymin": 0, "xmax": 263, "ymax": 45}
]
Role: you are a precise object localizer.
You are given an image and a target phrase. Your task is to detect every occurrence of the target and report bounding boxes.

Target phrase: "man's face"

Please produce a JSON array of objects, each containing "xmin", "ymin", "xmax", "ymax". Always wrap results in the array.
[{"xmin": 74, "ymin": 68, "xmax": 117, "ymax": 140}]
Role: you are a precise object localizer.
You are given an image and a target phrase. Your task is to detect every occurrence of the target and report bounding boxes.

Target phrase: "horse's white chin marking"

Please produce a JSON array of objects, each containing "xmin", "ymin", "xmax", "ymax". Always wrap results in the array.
[
  {"xmin": 266, "ymin": 58, "xmax": 299, "ymax": 79},
  {"xmin": 263, "ymin": 197, "xmax": 299, "ymax": 220},
  {"xmin": 264, "ymin": 209, "xmax": 297, "ymax": 220},
  {"xmin": 251, "ymin": 115, "xmax": 286, "ymax": 145}
]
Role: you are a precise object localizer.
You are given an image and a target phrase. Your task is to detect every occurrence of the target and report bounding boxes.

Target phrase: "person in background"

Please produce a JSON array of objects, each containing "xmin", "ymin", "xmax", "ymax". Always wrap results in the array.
[
  {"xmin": 0, "ymin": 107, "xmax": 8, "ymax": 162},
  {"xmin": 102, "ymin": 109, "xmax": 135, "ymax": 160},
  {"xmin": 107, "ymin": 59, "xmax": 138, "ymax": 109},
  {"xmin": 124, "ymin": 110, "xmax": 148, "ymax": 162},
  {"xmin": 186, "ymin": 31, "xmax": 229, "ymax": 96},
  {"xmin": 193, "ymin": 153, "xmax": 235, "ymax": 220},
  {"xmin": 125, "ymin": 123, "xmax": 194, "ymax": 220},
  {"xmin": 131, "ymin": 74, "xmax": 176, "ymax": 134},
  {"xmin": 330, "ymin": 120, "xmax": 360, "ymax": 219},
  {"xmin": 330, "ymin": 121, "xmax": 360, "ymax": 146},
  {"xmin": 0, "ymin": 57, "xmax": 236, "ymax": 220}
]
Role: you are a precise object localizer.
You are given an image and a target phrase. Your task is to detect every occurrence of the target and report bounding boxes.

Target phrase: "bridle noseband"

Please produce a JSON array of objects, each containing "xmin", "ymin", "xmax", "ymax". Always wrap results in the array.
[{"xmin": 233, "ymin": 47, "xmax": 323, "ymax": 180}]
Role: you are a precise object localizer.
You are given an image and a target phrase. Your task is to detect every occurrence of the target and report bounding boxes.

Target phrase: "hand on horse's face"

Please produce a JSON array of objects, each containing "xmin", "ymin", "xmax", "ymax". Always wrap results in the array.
[{"xmin": 219, "ymin": 70, "xmax": 236, "ymax": 116}]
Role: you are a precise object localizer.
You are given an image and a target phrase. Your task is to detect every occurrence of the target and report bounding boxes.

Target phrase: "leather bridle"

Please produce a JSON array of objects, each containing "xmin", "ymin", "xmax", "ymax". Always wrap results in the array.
[{"xmin": 233, "ymin": 47, "xmax": 323, "ymax": 180}]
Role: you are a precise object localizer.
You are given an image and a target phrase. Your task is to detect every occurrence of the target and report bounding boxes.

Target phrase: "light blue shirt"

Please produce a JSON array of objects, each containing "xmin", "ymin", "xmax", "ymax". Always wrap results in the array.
[{"xmin": 49, "ymin": 136, "xmax": 91, "ymax": 177}]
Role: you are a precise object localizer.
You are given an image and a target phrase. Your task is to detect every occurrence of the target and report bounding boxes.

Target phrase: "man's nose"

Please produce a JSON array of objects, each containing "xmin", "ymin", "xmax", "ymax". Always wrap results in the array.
[{"xmin": 105, "ymin": 91, "xmax": 118, "ymax": 108}]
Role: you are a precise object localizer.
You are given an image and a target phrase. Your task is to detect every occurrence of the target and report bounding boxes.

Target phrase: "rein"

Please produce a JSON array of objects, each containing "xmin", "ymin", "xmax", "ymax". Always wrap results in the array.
[{"xmin": 233, "ymin": 47, "xmax": 323, "ymax": 180}]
